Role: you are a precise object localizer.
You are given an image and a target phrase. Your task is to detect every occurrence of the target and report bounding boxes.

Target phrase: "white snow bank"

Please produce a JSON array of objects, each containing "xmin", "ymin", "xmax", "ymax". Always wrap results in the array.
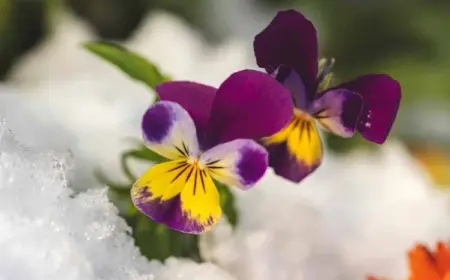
[
  {"xmin": 0, "ymin": 121, "xmax": 235, "ymax": 280},
  {"xmin": 202, "ymin": 143, "xmax": 450, "ymax": 280},
  {"xmin": 5, "ymin": 12, "xmax": 253, "ymax": 191}
]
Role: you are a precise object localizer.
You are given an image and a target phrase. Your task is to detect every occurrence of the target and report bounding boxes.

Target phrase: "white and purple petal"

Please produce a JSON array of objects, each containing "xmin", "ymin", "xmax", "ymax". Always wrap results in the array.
[
  {"xmin": 156, "ymin": 81, "xmax": 216, "ymax": 147},
  {"xmin": 310, "ymin": 89, "xmax": 363, "ymax": 138},
  {"xmin": 200, "ymin": 139, "xmax": 268, "ymax": 190},
  {"xmin": 142, "ymin": 101, "xmax": 200, "ymax": 160}
]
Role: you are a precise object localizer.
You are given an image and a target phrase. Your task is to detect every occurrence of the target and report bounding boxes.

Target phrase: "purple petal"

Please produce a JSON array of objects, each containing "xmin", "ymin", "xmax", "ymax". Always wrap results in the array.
[
  {"xmin": 200, "ymin": 139, "xmax": 268, "ymax": 190},
  {"xmin": 131, "ymin": 160, "xmax": 222, "ymax": 234},
  {"xmin": 254, "ymin": 9, "xmax": 318, "ymax": 98},
  {"xmin": 267, "ymin": 142, "xmax": 321, "ymax": 183},
  {"xmin": 142, "ymin": 101, "xmax": 200, "ymax": 159},
  {"xmin": 263, "ymin": 115, "xmax": 323, "ymax": 183},
  {"xmin": 336, "ymin": 74, "xmax": 401, "ymax": 144},
  {"xmin": 206, "ymin": 70, "xmax": 294, "ymax": 147},
  {"xmin": 309, "ymin": 89, "xmax": 363, "ymax": 138},
  {"xmin": 156, "ymin": 81, "xmax": 216, "ymax": 135},
  {"xmin": 273, "ymin": 65, "xmax": 309, "ymax": 110}
]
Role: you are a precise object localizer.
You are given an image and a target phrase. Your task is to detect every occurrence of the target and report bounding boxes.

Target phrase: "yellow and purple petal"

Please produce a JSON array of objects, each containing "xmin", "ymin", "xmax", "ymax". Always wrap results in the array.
[
  {"xmin": 263, "ymin": 111, "xmax": 323, "ymax": 183},
  {"xmin": 156, "ymin": 81, "xmax": 216, "ymax": 136},
  {"xmin": 336, "ymin": 74, "xmax": 401, "ymax": 144},
  {"xmin": 266, "ymin": 143, "xmax": 321, "ymax": 183},
  {"xmin": 310, "ymin": 89, "xmax": 363, "ymax": 138},
  {"xmin": 206, "ymin": 69, "xmax": 294, "ymax": 147},
  {"xmin": 254, "ymin": 9, "xmax": 318, "ymax": 98},
  {"xmin": 200, "ymin": 139, "xmax": 268, "ymax": 190},
  {"xmin": 131, "ymin": 160, "xmax": 222, "ymax": 234},
  {"xmin": 142, "ymin": 101, "xmax": 200, "ymax": 160}
]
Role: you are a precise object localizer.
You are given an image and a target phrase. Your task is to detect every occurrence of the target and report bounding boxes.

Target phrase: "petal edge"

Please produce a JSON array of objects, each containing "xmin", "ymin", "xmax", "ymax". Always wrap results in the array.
[
  {"xmin": 254, "ymin": 9, "xmax": 319, "ymax": 96},
  {"xmin": 336, "ymin": 74, "xmax": 401, "ymax": 144},
  {"xmin": 207, "ymin": 69, "xmax": 294, "ymax": 146}
]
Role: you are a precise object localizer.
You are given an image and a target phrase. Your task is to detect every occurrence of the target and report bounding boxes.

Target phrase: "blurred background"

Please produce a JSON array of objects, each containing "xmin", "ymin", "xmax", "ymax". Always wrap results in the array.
[
  {"xmin": 1, "ymin": 0, "xmax": 450, "ymax": 279},
  {"xmin": 1, "ymin": 0, "xmax": 449, "ymax": 186}
]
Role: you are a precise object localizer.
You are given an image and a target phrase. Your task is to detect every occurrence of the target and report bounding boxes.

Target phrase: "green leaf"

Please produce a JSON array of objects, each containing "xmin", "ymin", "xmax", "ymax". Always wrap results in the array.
[
  {"xmin": 130, "ymin": 212, "xmax": 202, "ymax": 262},
  {"xmin": 83, "ymin": 41, "xmax": 171, "ymax": 93},
  {"xmin": 215, "ymin": 181, "xmax": 239, "ymax": 227}
]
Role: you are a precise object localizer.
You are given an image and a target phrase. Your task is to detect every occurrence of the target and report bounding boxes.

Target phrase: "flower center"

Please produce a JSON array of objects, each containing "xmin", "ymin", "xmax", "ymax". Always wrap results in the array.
[
  {"xmin": 186, "ymin": 156, "xmax": 206, "ymax": 170},
  {"xmin": 263, "ymin": 108, "xmax": 317, "ymax": 147},
  {"xmin": 293, "ymin": 108, "xmax": 312, "ymax": 120}
]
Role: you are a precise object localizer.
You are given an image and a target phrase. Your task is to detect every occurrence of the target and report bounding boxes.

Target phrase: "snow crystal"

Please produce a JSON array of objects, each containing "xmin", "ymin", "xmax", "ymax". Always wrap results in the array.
[{"xmin": 0, "ymin": 122, "xmax": 235, "ymax": 280}]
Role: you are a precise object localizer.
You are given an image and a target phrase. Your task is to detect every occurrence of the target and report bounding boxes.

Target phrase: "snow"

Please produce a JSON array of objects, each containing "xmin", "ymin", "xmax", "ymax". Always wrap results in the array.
[
  {"xmin": 201, "ymin": 143, "xmax": 450, "ymax": 280},
  {"xmin": 5, "ymin": 12, "xmax": 253, "ymax": 190},
  {"xmin": 1, "ymin": 8, "xmax": 450, "ymax": 280},
  {"xmin": 0, "ymin": 122, "xmax": 235, "ymax": 280}
]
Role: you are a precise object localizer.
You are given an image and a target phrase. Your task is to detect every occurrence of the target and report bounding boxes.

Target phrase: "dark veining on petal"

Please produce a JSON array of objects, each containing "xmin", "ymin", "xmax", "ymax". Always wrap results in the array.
[
  {"xmin": 182, "ymin": 141, "xmax": 190, "ymax": 156},
  {"xmin": 170, "ymin": 165, "xmax": 191, "ymax": 183},
  {"xmin": 200, "ymin": 170, "xmax": 207, "ymax": 193},
  {"xmin": 313, "ymin": 108, "xmax": 330, "ymax": 119},
  {"xmin": 206, "ymin": 159, "xmax": 225, "ymax": 170},
  {"xmin": 185, "ymin": 167, "xmax": 194, "ymax": 183},
  {"xmin": 299, "ymin": 120, "xmax": 306, "ymax": 139},
  {"xmin": 206, "ymin": 159, "xmax": 221, "ymax": 165},
  {"xmin": 193, "ymin": 169, "xmax": 198, "ymax": 195},
  {"xmin": 305, "ymin": 122, "xmax": 312, "ymax": 142},
  {"xmin": 175, "ymin": 145, "xmax": 187, "ymax": 157},
  {"xmin": 291, "ymin": 118, "xmax": 300, "ymax": 129},
  {"xmin": 174, "ymin": 141, "xmax": 190, "ymax": 157},
  {"xmin": 207, "ymin": 166, "xmax": 225, "ymax": 170},
  {"xmin": 166, "ymin": 162, "xmax": 188, "ymax": 173}
]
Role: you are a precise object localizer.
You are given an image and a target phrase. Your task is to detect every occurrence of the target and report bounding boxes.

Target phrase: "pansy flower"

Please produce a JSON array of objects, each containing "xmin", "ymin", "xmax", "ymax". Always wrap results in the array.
[
  {"xmin": 368, "ymin": 241, "xmax": 450, "ymax": 280},
  {"xmin": 131, "ymin": 70, "xmax": 294, "ymax": 234},
  {"xmin": 254, "ymin": 10, "xmax": 402, "ymax": 182}
]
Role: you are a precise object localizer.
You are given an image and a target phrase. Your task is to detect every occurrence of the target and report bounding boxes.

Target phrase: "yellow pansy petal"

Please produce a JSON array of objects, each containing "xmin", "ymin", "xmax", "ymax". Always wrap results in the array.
[
  {"xmin": 131, "ymin": 160, "xmax": 221, "ymax": 234},
  {"xmin": 263, "ymin": 110, "xmax": 322, "ymax": 183}
]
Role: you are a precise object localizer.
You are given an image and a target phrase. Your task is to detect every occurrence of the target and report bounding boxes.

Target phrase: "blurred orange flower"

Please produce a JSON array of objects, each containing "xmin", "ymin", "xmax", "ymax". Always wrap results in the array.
[{"xmin": 368, "ymin": 241, "xmax": 450, "ymax": 280}]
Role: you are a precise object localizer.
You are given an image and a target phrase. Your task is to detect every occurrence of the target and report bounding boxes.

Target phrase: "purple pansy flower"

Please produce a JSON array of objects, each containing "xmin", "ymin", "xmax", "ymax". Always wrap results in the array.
[
  {"xmin": 254, "ymin": 9, "xmax": 402, "ymax": 183},
  {"xmin": 131, "ymin": 70, "xmax": 294, "ymax": 234}
]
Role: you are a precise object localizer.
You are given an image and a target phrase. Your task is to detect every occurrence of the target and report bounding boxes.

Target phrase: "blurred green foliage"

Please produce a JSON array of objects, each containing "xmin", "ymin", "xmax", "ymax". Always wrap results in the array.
[
  {"xmin": 0, "ymin": 0, "xmax": 49, "ymax": 79},
  {"xmin": 2, "ymin": 0, "xmax": 449, "ymax": 151}
]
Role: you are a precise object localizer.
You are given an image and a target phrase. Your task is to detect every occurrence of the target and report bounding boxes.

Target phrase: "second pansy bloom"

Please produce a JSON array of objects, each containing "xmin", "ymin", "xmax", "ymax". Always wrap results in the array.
[
  {"xmin": 254, "ymin": 10, "xmax": 402, "ymax": 183},
  {"xmin": 132, "ymin": 70, "xmax": 294, "ymax": 234}
]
